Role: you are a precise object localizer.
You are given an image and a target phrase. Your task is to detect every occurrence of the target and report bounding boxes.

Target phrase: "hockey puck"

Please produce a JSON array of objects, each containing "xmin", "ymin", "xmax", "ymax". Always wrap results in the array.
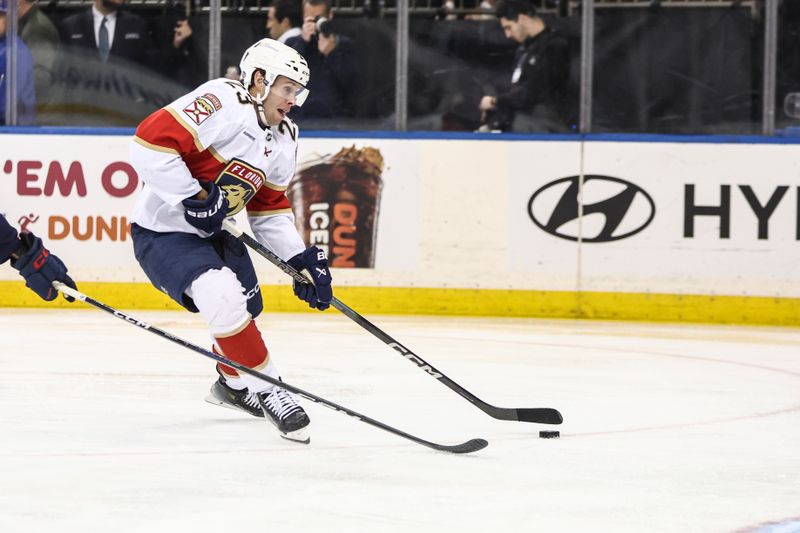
[{"xmin": 539, "ymin": 430, "xmax": 560, "ymax": 439}]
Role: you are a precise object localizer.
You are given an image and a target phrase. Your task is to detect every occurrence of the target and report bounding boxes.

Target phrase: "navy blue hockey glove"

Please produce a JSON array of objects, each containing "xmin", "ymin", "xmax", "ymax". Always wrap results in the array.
[
  {"xmin": 11, "ymin": 232, "xmax": 77, "ymax": 302},
  {"xmin": 287, "ymin": 246, "xmax": 333, "ymax": 311},
  {"xmin": 182, "ymin": 181, "xmax": 228, "ymax": 235}
]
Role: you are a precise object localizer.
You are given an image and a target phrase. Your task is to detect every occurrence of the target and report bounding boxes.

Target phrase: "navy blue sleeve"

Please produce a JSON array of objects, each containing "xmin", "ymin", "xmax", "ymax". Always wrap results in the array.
[
  {"xmin": 285, "ymin": 35, "xmax": 310, "ymax": 55},
  {"xmin": 323, "ymin": 37, "xmax": 357, "ymax": 94},
  {"xmin": 0, "ymin": 214, "xmax": 21, "ymax": 265}
]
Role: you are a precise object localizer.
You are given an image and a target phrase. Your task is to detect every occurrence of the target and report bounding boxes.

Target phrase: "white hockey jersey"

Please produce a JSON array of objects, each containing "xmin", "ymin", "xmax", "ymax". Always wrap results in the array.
[{"xmin": 130, "ymin": 78, "xmax": 305, "ymax": 261}]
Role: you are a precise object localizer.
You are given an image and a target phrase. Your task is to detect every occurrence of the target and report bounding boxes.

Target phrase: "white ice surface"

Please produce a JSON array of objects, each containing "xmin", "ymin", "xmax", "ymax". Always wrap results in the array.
[{"xmin": 1, "ymin": 309, "xmax": 799, "ymax": 533}]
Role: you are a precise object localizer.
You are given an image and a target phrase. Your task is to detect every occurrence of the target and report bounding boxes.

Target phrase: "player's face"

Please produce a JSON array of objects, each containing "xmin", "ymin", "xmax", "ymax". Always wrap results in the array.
[
  {"xmin": 500, "ymin": 17, "xmax": 525, "ymax": 43},
  {"xmin": 264, "ymin": 76, "xmax": 305, "ymax": 126},
  {"xmin": 0, "ymin": 14, "xmax": 6, "ymax": 38}
]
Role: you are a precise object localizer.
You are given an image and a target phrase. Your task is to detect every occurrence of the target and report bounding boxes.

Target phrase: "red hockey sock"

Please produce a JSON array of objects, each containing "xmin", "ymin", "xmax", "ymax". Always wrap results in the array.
[
  {"xmin": 214, "ymin": 320, "xmax": 269, "ymax": 378},
  {"xmin": 213, "ymin": 346, "xmax": 239, "ymax": 381}
]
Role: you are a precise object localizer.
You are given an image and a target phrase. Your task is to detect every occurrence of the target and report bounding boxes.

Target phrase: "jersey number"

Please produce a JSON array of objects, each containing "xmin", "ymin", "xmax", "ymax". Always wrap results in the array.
[
  {"xmin": 278, "ymin": 120, "xmax": 297, "ymax": 141},
  {"xmin": 225, "ymin": 81, "xmax": 253, "ymax": 105}
]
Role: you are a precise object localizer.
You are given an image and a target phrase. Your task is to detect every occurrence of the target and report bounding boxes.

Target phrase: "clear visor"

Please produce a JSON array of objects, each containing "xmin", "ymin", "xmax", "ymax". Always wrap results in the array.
[{"xmin": 268, "ymin": 82, "xmax": 309, "ymax": 107}]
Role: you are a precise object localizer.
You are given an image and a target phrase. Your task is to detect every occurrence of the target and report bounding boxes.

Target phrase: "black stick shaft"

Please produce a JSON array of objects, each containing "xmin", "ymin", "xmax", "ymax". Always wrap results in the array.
[
  {"xmin": 223, "ymin": 221, "xmax": 562, "ymax": 425},
  {"xmin": 53, "ymin": 282, "xmax": 488, "ymax": 454}
]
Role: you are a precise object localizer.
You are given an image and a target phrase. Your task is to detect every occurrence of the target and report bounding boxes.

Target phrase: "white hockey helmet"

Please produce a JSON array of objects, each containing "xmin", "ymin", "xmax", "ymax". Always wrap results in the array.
[{"xmin": 239, "ymin": 38, "xmax": 310, "ymax": 106}]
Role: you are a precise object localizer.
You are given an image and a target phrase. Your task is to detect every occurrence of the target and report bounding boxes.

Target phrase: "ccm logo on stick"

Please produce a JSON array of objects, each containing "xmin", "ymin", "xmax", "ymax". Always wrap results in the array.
[
  {"xmin": 528, "ymin": 175, "xmax": 656, "ymax": 243},
  {"xmin": 113, "ymin": 311, "xmax": 152, "ymax": 329},
  {"xmin": 388, "ymin": 342, "xmax": 443, "ymax": 378}
]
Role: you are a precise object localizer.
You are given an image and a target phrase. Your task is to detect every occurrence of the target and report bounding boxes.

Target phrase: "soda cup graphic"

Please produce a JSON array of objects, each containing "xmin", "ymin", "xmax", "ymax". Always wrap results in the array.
[{"xmin": 289, "ymin": 146, "xmax": 384, "ymax": 268}]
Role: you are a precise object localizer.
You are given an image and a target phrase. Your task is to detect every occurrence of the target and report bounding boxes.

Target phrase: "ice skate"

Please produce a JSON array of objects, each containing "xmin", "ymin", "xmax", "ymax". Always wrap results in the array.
[
  {"xmin": 256, "ymin": 385, "xmax": 311, "ymax": 444},
  {"xmin": 205, "ymin": 378, "xmax": 311, "ymax": 443},
  {"xmin": 205, "ymin": 377, "xmax": 264, "ymax": 418}
]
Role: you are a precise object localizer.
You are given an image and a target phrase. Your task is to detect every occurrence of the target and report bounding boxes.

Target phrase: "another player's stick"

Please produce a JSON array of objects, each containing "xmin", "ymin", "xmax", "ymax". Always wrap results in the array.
[
  {"xmin": 52, "ymin": 282, "xmax": 488, "ymax": 455},
  {"xmin": 223, "ymin": 221, "xmax": 563, "ymax": 425}
]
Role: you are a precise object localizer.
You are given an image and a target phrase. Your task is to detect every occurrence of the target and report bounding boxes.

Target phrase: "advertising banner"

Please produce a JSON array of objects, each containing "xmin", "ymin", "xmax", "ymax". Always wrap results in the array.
[
  {"xmin": 1, "ymin": 134, "xmax": 140, "ymax": 281},
  {"xmin": 292, "ymin": 141, "xmax": 420, "ymax": 272},
  {"xmin": 3, "ymin": 133, "xmax": 799, "ymax": 301},
  {"xmin": 508, "ymin": 141, "xmax": 583, "ymax": 291},
  {"xmin": 510, "ymin": 142, "xmax": 800, "ymax": 297}
]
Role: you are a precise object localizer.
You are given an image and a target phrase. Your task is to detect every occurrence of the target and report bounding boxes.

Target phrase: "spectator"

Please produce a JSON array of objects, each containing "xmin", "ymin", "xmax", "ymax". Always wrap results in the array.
[
  {"xmin": 465, "ymin": 0, "xmax": 496, "ymax": 21},
  {"xmin": 59, "ymin": 0, "xmax": 192, "ymax": 73},
  {"xmin": 151, "ymin": 0, "xmax": 200, "ymax": 87},
  {"xmin": 285, "ymin": 0, "xmax": 357, "ymax": 119},
  {"xmin": 0, "ymin": 0, "xmax": 36, "ymax": 125},
  {"xmin": 267, "ymin": 0, "xmax": 302, "ymax": 44},
  {"xmin": 478, "ymin": 0, "xmax": 571, "ymax": 132},
  {"xmin": 18, "ymin": 0, "xmax": 58, "ymax": 112}
]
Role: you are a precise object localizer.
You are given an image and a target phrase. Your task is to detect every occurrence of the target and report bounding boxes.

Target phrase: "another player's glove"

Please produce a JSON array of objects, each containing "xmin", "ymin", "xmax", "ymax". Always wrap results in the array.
[
  {"xmin": 182, "ymin": 181, "xmax": 228, "ymax": 236},
  {"xmin": 287, "ymin": 246, "xmax": 333, "ymax": 311},
  {"xmin": 10, "ymin": 232, "xmax": 77, "ymax": 302}
]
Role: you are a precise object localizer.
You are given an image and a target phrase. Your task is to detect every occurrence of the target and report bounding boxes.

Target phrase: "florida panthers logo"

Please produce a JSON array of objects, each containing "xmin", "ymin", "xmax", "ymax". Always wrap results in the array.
[
  {"xmin": 215, "ymin": 159, "xmax": 266, "ymax": 215},
  {"xmin": 182, "ymin": 95, "xmax": 218, "ymax": 125}
]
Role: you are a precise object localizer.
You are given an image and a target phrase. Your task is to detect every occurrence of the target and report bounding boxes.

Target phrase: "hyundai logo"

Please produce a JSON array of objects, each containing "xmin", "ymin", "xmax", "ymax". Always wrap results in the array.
[{"xmin": 528, "ymin": 175, "xmax": 656, "ymax": 243}]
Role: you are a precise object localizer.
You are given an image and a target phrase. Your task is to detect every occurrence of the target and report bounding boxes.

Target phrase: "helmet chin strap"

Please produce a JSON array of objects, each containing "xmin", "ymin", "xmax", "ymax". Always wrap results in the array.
[
  {"xmin": 254, "ymin": 102, "xmax": 271, "ymax": 130},
  {"xmin": 249, "ymin": 75, "xmax": 271, "ymax": 129},
  {"xmin": 246, "ymin": 69, "xmax": 270, "ymax": 105},
  {"xmin": 253, "ymin": 87, "xmax": 269, "ymax": 105}
]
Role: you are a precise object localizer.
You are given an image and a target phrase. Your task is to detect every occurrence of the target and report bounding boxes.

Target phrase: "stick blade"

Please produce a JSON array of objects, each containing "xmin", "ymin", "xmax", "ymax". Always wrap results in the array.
[
  {"xmin": 436, "ymin": 438, "xmax": 489, "ymax": 454},
  {"xmin": 516, "ymin": 408, "xmax": 563, "ymax": 425}
]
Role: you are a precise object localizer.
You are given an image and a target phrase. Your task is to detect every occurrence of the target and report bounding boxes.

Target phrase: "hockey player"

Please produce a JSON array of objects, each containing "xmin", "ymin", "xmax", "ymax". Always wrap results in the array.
[
  {"xmin": 128, "ymin": 39, "xmax": 332, "ymax": 444},
  {"xmin": 0, "ymin": 214, "xmax": 77, "ymax": 301}
]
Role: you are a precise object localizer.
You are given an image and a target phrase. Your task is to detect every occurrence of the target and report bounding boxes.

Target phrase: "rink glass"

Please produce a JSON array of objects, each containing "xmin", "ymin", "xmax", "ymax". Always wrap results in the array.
[{"xmin": 2, "ymin": 1, "xmax": 795, "ymax": 136}]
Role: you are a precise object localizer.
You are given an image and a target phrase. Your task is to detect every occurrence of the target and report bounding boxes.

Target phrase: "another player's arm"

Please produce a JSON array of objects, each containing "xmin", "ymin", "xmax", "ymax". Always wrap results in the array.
[
  {"xmin": 0, "ymin": 215, "xmax": 20, "ymax": 263},
  {"xmin": 1, "ymin": 214, "xmax": 77, "ymax": 301}
]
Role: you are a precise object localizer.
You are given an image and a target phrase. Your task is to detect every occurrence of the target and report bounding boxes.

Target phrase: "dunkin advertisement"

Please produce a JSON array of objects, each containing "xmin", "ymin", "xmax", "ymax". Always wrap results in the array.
[
  {"xmin": 286, "ymin": 138, "xmax": 420, "ymax": 274},
  {"xmin": 289, "ymin": 146, "xmax": 385, "ymax": 268}
]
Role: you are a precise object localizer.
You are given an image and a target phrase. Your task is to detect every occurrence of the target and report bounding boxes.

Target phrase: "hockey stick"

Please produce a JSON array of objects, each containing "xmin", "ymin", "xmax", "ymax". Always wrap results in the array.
[
  {"xmin": 52, "ymin": 282, "xmax": 488, "ymax": 454},
  {"xmin": 223, "ymin": 220, "xmax": 563, "ymax": 425}
]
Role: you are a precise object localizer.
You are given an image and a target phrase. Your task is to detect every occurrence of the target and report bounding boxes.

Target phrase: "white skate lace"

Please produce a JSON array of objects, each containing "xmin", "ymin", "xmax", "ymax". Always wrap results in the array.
[
  {"xmin": 258, "ymin": 387, "xmax": 301, "ymax": 420},
  {"xmin": 244, "ymin": 392, "xmax": 262, "ymax": 410}
]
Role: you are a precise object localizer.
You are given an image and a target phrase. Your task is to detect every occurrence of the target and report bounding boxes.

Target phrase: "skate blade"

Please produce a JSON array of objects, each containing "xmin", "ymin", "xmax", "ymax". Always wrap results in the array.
[
  {"xmin": 279, "ymin": 426, "xmax": 310, "ymax": 445},
  {"xmin": 204, "ymin": 394, "xmax": 236, "ymax": 410}
]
